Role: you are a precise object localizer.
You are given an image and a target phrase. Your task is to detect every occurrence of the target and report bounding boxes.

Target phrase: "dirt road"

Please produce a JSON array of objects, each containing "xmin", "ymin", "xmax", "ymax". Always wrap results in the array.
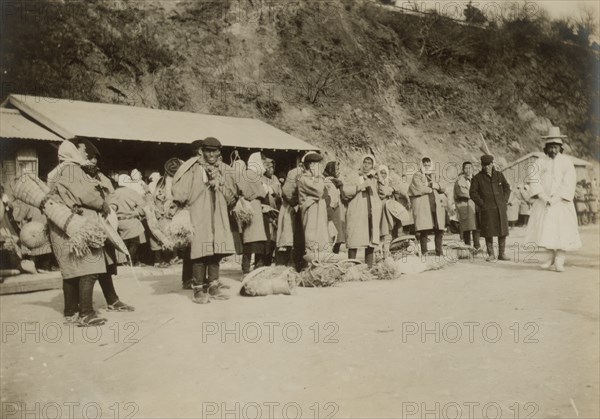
[{"xmin": 1, "ymin": 226, "xmax": 598, "ymax": 418}]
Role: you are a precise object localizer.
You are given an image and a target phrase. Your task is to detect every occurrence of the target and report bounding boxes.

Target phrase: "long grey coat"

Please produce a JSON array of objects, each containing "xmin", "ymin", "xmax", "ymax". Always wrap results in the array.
[
  {"xmin": 48, "ymin": 163, "xmax": 115, "ymax": 279},
  {"xmin": 172, "ymin": 159, "xmax": 237, "ymax": 259},
  {"xmin": 408, "ymin": 171, "xmax": 446, "ymax": 232},
  {"xmin": 453, "ymin": 173, "xmax": 478, "ymax": 233}
]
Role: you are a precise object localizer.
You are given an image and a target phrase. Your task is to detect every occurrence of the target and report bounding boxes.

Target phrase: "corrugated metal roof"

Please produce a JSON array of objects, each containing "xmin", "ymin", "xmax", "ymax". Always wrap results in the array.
[
  {"xmin": 4, "ymin": 95, "xmax": 318, "ymax": 151},
  {"xmin": 0, "ymin": 108, "xmax": 62, "ymax": 142}
]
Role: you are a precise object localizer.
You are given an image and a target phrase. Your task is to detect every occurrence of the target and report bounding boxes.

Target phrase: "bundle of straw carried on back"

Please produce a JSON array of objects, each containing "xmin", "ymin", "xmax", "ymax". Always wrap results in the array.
[
  {"xmin": 165, "ymin": 208, "xmax": 194, "ymax": 249},
  {"xmin": 12, "ymin": 176, "xmax": 106, "ymax": 257}
]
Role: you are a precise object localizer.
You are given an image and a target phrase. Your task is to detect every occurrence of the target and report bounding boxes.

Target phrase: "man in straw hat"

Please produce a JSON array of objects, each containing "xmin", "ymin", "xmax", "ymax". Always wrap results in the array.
[
  {"xmin": 524, "ymin": 126, "xmax": 581, "ymax": 272},
  {"xmin": 172, "ymin": 137, "xmax": 237, "ymax": 303},
  {"xmin": 470, "ymin": 154, "xmax": 511, "ymax": 261}
]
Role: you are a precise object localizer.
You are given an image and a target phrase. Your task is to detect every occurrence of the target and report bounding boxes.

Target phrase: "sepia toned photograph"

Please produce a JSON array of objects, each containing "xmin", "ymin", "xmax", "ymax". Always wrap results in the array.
[{"xmin": 0, "ymin": 0, "xmax": 598, "ymax": 418}]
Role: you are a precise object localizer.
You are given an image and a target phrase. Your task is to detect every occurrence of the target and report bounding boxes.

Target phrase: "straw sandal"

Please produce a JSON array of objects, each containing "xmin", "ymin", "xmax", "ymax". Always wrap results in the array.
[
  {"xmin": 78, "ymin": 313, "xmax": 107, "ymax": 327},
  {"xmin": 106, "ymin": 300, "xmax": 135, "ymax": 312}
]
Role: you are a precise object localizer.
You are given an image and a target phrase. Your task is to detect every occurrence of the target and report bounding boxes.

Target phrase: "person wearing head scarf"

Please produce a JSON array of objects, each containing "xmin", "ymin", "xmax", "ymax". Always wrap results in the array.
[
  {"xmin": 377, "ymin": 164, "xmax": 400, "ymax": 258},
  {"xmin": 507, "ymin": 185, "xmax": 520, "ymax": 228},
  {"xmin": 574, "ymin": 181, "xmax": 588, "ymax": 225},
  {"xmin": 409, "ymin": 157, "xmax": 447, "ymax": 257},
  {"xmin": 587, "ymin": 180, "xmax": 598, "ymax": 225},
  {"xmin": 85, "ymin": 147, "xmax": 135, "ymax": 313},
  {"xmin": 341, "ymin": 154, "xmax": 383, "ymax": 267},
  {"xmin": 323, "ymin": 161, "xmax": 346, "ymax": 254},
  {"xmin": 148, "ymin": 168, "xmax": 178, "ymax": 268},
  {"xmin": 275, "ymin": 153, "xmax": 307, "ymax": 270},
  {"xmin": 110, "ymin": 176, "xmax": 148, "ymax": 266},
  {"xmin": 524, "ymin": 127, "xmax": 581, "ymax": 272},
  {"xmin": 236, "ymin": 152, "xmax": 271, "ymax": 276},
  {"xmin": 515, "ymin": 183, "xmax": 532, "ymax": 227},
  {"xmin": 296, "ymin": 152, "xmax": 329, "ymax": 261},
  {"xmin": 147, "ymin": 172, "xmax": 161, "ymax": 195},
  {"xmin": 47, "ymin": 140, "xmax": 116, "ymax": 327},
  {"xmin": 262, "ymin": 157, "xmax": 283, "ymax": 264},
  {"xmin": 470, "ymin": 154, "xmax": 511, "ymax": 261},
  {"xmin": 172, "ymin": 137, "xmax": 237, "ymax": 303}
]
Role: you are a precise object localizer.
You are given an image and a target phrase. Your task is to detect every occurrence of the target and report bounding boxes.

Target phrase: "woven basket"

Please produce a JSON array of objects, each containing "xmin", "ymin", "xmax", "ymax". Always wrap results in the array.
[
  {"xmin": 12, "ymin": 177, "xmax": 46, "ymax": 207},
  {"xmin": 19, "ymin": 221, "xmax": 50, "ymax": 250}
]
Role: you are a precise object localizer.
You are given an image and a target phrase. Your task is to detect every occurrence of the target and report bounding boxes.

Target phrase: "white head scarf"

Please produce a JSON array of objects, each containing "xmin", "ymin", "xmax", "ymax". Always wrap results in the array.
[
  {"xmin": 58, "ymin": 140, "xmax": 90, "ymax": 166},
  {"xmin": 247, "ymin": 152, "xmax": 265, "ymax": 177}
]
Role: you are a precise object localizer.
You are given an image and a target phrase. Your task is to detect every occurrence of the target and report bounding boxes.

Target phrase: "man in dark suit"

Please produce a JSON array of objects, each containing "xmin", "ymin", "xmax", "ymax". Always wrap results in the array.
[{"xmin": 469, "ymin": 155, "xmax": 511, "ymax": 262}]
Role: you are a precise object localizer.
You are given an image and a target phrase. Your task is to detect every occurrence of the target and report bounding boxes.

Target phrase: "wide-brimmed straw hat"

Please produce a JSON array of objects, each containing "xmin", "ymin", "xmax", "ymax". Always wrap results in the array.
[{"xmin": 542, "ymin": 126, "xmax": 566, "ymax": 146}]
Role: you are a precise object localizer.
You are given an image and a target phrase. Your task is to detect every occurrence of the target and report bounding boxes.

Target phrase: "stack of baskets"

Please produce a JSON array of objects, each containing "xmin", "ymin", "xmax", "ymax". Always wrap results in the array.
[{"xmin": 12, "ymin": 177, "xmax": 107, "ymax": 257}]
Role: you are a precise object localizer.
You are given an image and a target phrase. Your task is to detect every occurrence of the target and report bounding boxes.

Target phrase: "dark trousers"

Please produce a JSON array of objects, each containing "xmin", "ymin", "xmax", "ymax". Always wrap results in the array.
[
  {"xmin": 348, "ymin": 247, "xmax": 374, "ymax": 268},
  {"xmin": 275, "ymin": 247, "xmax": 292, "ymax": 266},
  {"xmin": 332, "ymin": 242, "xmax": 342, "ymax": 254},
  {"xmin": 192, "ymin": 254, "xmax": 223, "ymax": 288},
  {"xmin": 293, "ymin": 210, "xmax": 306, "ymax": 272},
  {"xmin": 124, "ymin": 237, "xmax": 140, "ymax": 265},
  {"xmin": 462, "ymin": 230, "xmax": 481, "ymax": 249},
  {"xmin": 419, "ymin": 229, "xmax": 444, "ymax": 256},
  {"xmin": 518, "ymin": 214, "xmax": 529, "ymax": 226},
  {"xmin": 242, "ymin": 253, "xmax": 273, "ymax": 274},
  {"xmin": 485, "ymin": 236, "xmax": 507, "ymax": 256},
  {"xmin": 97, "ymin": 274, "xmax": 119, "ymax": 306},
  {"xmin": 63, "ymin": 274, "xmax": 97, "ymax": 317},
  {"xmin": 181, "ymin": 246, "xmax": 192, "ymax": 285}
]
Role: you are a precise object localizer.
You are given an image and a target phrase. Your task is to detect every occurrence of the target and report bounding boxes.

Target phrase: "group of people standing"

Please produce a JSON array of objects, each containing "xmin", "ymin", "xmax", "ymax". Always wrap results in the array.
[
  {"xmin": 32, "ymin": 125, "xmax": 586, "ymax": 324},
  {"xmin": 170, "ymin": 138, "xmax": 414, "ymax": 304},
  {"xmin": 450, "ymin": 126, "xmax": 583, "ymax": 270},
  {"xmin": 574, "ymin": 179, "xmax": 599, "ymax": 225}
]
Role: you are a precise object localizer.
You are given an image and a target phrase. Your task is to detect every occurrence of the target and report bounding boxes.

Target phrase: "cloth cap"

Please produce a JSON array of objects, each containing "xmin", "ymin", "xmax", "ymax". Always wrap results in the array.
[
  {"xmin": 202, "ymin": 137, "xmax": 222, "ymax": 149},
  {"xmin": 304, "ymin": 152, "xmax": 323, "ymax": 163},
  {"xmin": 481, "ymin": 155, "xmax": 494, "ymax": 165}
]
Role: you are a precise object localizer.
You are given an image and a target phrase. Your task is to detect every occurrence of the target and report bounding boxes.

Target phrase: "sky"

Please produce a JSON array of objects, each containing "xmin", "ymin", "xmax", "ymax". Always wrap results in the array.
[{"xmin": 397, "ymin": 1, "xmax": 599, "ymax": 25}]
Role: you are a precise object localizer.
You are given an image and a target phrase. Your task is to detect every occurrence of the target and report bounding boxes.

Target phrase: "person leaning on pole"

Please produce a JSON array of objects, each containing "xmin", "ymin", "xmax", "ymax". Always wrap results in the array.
[{"xmin": 469, "ymin": 154, "xmax": 511, "ymax": 262}]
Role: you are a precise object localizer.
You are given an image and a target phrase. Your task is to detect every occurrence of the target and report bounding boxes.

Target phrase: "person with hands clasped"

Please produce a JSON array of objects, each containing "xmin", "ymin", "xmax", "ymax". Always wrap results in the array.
[
  {"xmin": 409, "ymin": 157, "xmax": 447, "ymax": 257},
  {"xmin": 469, "ymin": 154, "xmax": 511, "ymax": 262},
  {"xmin": 342, "ymin": 154, "xmax": 382, "ymax": 267}
]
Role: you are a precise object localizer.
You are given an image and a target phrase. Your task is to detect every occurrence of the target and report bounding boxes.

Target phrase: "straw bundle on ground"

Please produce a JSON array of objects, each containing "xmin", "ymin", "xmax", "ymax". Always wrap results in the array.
[
  {"xmin": 298, "ymin": 259, "xmax": 364, "ymax": 287},
  {"xmin": 370, "ymin": 258, "xmax": 403, "ymax": 280},
  {"xmin": 444, "ymin": 243, "xmax": 477, "ymax": 260},
  {"xmin": 165, "ymin": 209, "xmax": 194, "ymax": 248},
  {"xmin": 342, "ymin": 264, "xmax": 377, "ymax": 282},
  {"xmin": 240, "ymin": 266, "xmax": 297, "ymax": 296}
]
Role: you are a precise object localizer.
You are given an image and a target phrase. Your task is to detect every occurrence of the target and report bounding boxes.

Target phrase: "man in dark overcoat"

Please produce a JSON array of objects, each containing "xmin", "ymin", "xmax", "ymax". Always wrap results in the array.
[{"xmin": 469, "ymin": 155, "xmax": 511, "ymax": 261}]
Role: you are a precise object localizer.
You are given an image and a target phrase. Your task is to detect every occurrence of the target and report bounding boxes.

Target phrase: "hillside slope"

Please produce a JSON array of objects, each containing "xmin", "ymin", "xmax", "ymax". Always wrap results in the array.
[{"xmin": 2, "ymin": 0, "xmax": 598, "ymax": 177}]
